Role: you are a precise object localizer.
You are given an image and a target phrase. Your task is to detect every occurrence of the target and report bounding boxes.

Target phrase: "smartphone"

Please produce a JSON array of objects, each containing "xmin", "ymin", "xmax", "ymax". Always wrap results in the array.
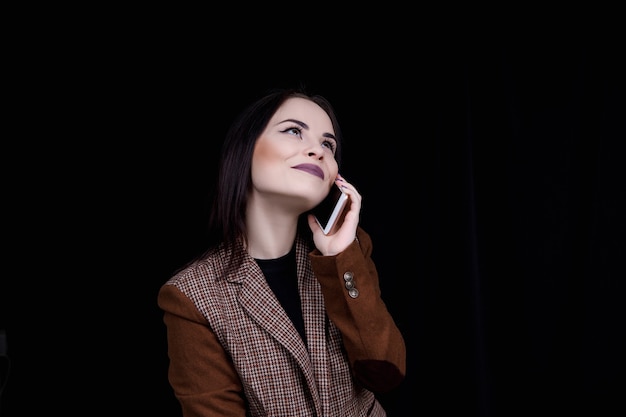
[{"xmin": 312, "ymin": 183, "xmax": 349, "ymax": 235}]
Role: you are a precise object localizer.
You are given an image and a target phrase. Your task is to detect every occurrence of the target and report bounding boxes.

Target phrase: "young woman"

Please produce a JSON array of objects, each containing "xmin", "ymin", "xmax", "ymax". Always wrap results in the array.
[{"xmin": 158, "ymin": 88, "xmax": 406, "ymax": 416}]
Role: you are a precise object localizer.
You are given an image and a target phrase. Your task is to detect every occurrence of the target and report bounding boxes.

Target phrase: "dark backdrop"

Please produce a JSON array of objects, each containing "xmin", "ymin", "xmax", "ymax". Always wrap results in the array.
[{"xmin": 2, "ymin": 39, "xmax": 624, "ymax": 416}]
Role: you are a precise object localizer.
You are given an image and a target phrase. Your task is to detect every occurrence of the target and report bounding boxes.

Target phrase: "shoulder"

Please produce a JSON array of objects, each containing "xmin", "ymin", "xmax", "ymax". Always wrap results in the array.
[
  {"xmin": 163, "ymin": 247, "xmax": 224, "ymax": 292},
  {"xmin": 162, "ymin": 243, "xmax": 255, "ymax": 297}
]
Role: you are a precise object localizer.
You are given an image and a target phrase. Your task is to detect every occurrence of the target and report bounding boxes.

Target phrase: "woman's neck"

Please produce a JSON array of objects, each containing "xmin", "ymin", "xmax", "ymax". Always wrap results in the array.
[{"xmin": 245, "ymin": 204, "xmax": 299, "ymax": 260}]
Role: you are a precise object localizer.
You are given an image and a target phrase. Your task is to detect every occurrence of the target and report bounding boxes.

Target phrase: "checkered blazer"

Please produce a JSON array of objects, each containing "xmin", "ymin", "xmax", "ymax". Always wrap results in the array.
[{"xmin": 158, "ymin": 227, "xmax": 406, "ymax": 416}]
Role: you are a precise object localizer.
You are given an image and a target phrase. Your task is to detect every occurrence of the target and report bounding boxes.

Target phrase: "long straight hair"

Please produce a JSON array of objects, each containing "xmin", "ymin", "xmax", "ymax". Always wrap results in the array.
[{"xmin": 206, "ymin": 87, "xmax": 344, "ymax": 253}]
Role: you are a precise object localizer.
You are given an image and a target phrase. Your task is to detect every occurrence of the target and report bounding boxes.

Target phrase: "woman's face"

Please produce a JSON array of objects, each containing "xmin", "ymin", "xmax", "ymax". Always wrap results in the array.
[{"xmin": 250, "ymin": 97, "xmax": 339, "ymax": 213}]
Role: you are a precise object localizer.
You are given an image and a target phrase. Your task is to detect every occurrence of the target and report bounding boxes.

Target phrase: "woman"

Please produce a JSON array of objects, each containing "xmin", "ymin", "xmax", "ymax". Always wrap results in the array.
[{"xmin": 158, "ymin": 88, "xmax": 406, "ymax": 416}]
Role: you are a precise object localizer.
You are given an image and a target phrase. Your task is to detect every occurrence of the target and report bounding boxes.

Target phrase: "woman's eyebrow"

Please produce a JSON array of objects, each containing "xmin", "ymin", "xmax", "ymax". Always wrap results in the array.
[{"xmin": 279, "ymin": 118, "xmax": 308, "ymax": 129}]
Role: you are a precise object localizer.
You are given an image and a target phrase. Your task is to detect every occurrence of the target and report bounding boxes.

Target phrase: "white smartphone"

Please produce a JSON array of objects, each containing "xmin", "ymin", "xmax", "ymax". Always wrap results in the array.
[{"xmin": 312, "ymin": 183, "xmax": 349, "ymax": 235}]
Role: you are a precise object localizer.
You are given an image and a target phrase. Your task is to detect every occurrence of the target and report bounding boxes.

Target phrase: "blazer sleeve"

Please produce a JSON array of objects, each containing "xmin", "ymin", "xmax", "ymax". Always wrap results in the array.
[
  {"xmin": 157, "ymin": 284, "xmax": 247, "ymax": 417},
  {"xmin": 308, "ymin": 227, "xmax": 406, "ymax": 393}
]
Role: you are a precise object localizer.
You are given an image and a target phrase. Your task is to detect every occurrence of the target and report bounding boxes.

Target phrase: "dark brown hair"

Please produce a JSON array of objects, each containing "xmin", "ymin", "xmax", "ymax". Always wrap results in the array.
[{"xmin": 207, "ymin": 87, "xmax": 344, "ymax": 251}]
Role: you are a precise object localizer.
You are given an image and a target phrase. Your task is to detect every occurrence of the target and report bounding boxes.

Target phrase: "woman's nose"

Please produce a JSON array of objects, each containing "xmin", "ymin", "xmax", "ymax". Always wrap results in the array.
[
  {"xmin": 305, "ymin": 141, "xmax": 325, "ymax": 158},
  {"xmin": 307, "ymin": 149, "xmax": 324, "ymax": 159}
]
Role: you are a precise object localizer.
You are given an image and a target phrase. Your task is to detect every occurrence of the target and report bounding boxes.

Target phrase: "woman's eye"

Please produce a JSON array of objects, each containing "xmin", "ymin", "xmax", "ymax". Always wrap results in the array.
[
  {"xmin": 322, "ymin": 140, "xmax": 336, "ymax": 153},
  {"xmin": 284, "ymin": 127, "xmax": 302, "ymax": 137}
]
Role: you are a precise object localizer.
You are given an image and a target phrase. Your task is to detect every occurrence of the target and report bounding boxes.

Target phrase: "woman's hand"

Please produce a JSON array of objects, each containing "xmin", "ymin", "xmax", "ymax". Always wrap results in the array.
[{"xmin": 307, "ymin": 174, "xmax": 362, "ymax": 256}]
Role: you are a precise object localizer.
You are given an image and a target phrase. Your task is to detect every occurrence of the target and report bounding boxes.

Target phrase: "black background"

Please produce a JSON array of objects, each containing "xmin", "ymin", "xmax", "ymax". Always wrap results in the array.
[{"xmin": 2, "ymin": 23, "xmax": 625, "ymax": 417}]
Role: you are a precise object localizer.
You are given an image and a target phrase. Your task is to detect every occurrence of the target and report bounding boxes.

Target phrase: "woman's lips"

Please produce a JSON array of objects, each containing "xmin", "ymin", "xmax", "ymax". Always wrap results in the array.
[{"xmin": 292, "ymin": 164, "xmax": 324, "ymax": 180}]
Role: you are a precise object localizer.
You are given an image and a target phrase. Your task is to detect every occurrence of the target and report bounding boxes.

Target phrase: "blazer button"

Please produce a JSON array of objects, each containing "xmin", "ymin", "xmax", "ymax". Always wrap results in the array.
[{"xmin": 343, "ymin": 271, "xmax": 359, "ymax": 298}]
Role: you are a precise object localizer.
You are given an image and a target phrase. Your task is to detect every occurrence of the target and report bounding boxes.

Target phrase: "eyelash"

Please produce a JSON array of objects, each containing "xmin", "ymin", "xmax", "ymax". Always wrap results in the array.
[{"xmin": 282, "ymin": 126, "xmax": 336, "ymax": 153}]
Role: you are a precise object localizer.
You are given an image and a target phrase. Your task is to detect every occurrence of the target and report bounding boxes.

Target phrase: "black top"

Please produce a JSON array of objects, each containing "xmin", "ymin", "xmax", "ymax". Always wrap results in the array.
[{"xmin": 255, "ymin": 246, "xmax": 307, "ymax": 346}]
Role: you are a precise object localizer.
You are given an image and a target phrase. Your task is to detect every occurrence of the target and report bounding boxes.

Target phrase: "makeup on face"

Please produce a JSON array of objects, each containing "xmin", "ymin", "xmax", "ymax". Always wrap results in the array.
[{"xmin": 291, "ymin": 163, "xmax": 324, "ymax": 180}]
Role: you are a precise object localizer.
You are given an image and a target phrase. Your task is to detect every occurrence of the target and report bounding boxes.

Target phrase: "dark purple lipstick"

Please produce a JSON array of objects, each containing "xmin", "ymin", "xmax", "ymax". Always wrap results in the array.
[{"xmin": 292, "ymin": 164, "xmax": 324, "ymax": 180}]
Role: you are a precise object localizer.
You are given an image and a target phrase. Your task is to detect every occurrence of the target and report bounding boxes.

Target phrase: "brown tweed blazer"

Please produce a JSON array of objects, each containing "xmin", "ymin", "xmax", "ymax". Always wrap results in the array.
[{"xmin": 158, "ymin": 227, "xmax": 406, "ymax": 416}]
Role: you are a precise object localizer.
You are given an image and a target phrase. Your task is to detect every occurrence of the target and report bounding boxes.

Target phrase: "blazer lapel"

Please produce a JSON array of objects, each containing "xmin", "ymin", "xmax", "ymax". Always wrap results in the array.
[
  {"xmin": 232, "ymin": 238, "xmax": 326, "ymax": 415},
  {"xmin": 237, "ymin": 258, "xmax": 315, "ymax": 373}
]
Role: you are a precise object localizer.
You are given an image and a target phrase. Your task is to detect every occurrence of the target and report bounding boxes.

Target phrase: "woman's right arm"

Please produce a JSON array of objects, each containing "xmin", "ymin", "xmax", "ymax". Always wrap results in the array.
[
  {"xmin": 308, "ymin": 227, "xmax": 406, "ymax": 393},
  {"xmin": 158, "ymin": 284, "xmax": 247, "ymax": 417}
]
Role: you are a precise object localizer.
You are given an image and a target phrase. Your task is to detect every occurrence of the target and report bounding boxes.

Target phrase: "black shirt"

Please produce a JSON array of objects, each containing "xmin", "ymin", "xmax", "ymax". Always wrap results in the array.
[{"xmin": 255, "ymin": 246, "xmax": 307, "ymax": 345}]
